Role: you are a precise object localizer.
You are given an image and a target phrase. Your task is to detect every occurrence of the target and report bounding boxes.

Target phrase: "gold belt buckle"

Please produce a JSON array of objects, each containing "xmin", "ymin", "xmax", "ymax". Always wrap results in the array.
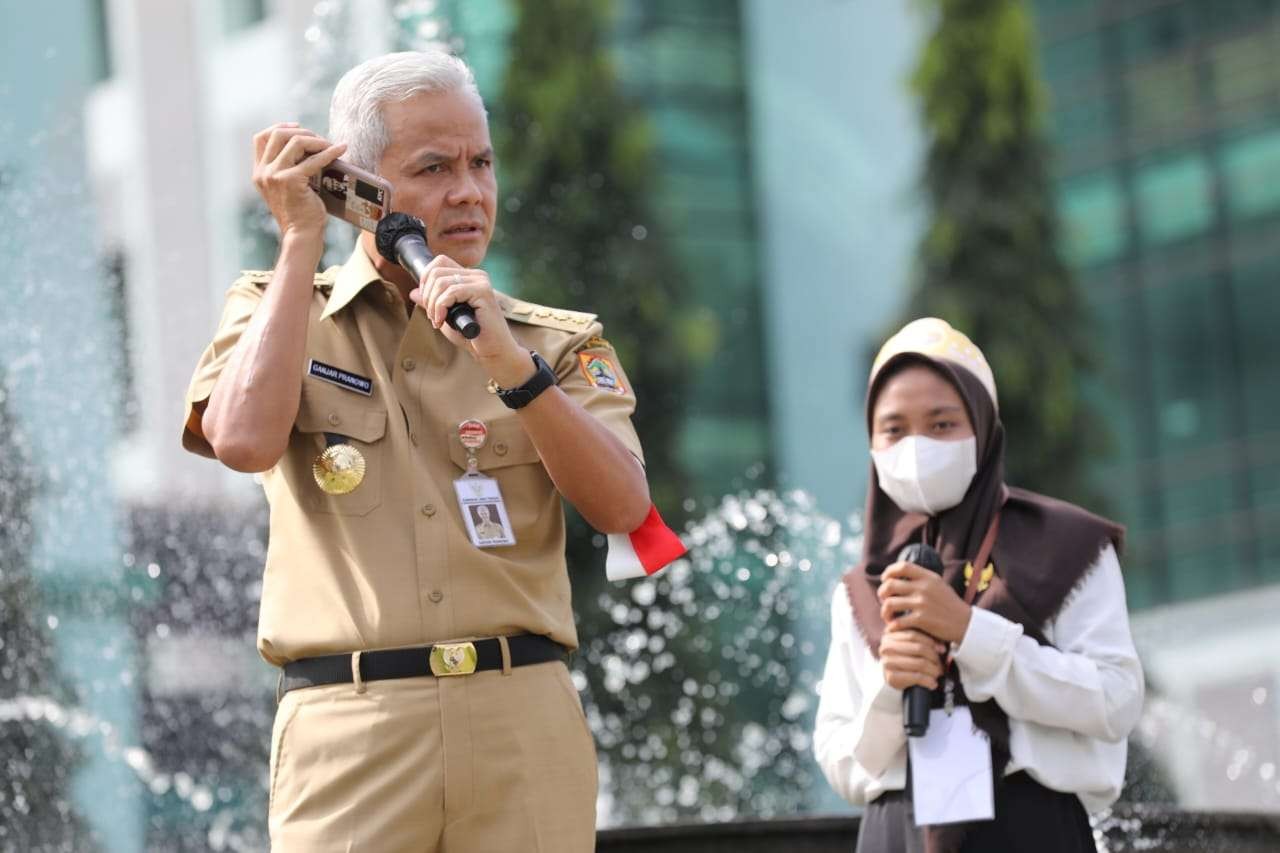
[{"xmin": 429, "ymin": 642, "xmax": 478, "ymax": 677}]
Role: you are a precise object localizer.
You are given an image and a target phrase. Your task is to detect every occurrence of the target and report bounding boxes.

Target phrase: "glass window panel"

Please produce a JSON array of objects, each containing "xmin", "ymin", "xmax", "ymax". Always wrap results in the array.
[
  {"xmin": 1120, "ymin": 557, "xmax": 1161, "ymax": 610},
  {"xmin": 1126, "ymin": 60, "xmax": 1197, "ymax": 136},
  {"xmin": 649, "ymin": 30, "xmax": 740, "ymax": 91},
  {"xmin": 1251, "ymin": 459, "xmax": 1280, "ymax": 525},
  {"xmin": 1161, "ymin": 471, "xmax": 1232, "ymax": 527},
  {"xmin": 650, "ymin": 106, "xmax": 748, "ymax": 169},
  {"xmin": 1085, "ymin": 295, "xmax": 1142, "ymax": 461},
  {"xmin": 1059, "ymin": 171, "xmax": 1127, "ymax": 265},
  {"xmin": 1119, "ymin": 4, "xmax": 1194, "ymax": 67},
  {"xmin": 1048, "ymin": 95, "xmax": 1114, "ymax": 151},
  {"xmin": 1145, "ymin": 275, "xmax": 1232, "ymax": 453},
  {"xmin": 1194, "ymin": 0, "xmax": 1280, "ymax": 38},
  {"xmin": 1253, "ymin": 460, "xmax": 1280, "ymax": 584},
  {"xmin": 1165, "ymin": 538, "xmax": 1243, "ymax": 603},
  {"xmin": 1040, "ymin": 31, "xmax": 1104, "ymax": 85},
  {"xmin": 1222, "ymin": 126, "xmax": 1280, "ymax": 220},
  {"xmin": 1159, "ymin": 467, "xmax": 1248, "ymax": 602},
  {"xmin": 1208, "ymin": 30, "xmax": 1280, "ymax": 109},
  {"xmin": 1134, "ymin": 151, "xmax": 1214, "ymax": 244},
  {"xmin": 1231, "ymin": 255, "xmax": 1280, "ymax": 435}
]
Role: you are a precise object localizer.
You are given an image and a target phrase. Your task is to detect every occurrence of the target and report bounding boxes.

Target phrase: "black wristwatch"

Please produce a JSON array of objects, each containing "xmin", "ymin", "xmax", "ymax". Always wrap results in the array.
[{"xmin": 496, "ymin": 351, "xmax": 557, "ymax": 410}]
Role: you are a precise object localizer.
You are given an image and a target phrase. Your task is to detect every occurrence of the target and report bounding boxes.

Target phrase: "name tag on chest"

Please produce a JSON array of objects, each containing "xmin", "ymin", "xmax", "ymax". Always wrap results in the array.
[
  {"xmin": 308, "ymin": 359, "xmax": 373, "ymax": 396},
  {"xmin": 908, "ymin": 706, "xmax": 995, "ymax": 826}
]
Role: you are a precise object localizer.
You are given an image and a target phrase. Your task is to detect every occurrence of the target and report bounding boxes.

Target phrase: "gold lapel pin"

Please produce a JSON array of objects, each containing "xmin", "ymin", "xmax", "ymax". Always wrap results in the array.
[{"xmin": 964, "ymin": 562, "xmax": 995, "ymax": 592}]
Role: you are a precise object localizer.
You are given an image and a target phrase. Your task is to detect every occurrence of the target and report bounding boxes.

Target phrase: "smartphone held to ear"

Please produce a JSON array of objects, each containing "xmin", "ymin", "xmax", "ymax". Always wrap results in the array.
[{"xmin": 308, "ymin": 158, "xmax": 393, "ymax": 233}]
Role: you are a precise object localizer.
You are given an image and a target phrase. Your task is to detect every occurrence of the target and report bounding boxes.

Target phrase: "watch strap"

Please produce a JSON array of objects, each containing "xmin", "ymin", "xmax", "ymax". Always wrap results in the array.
[{"xmin": 497, "ymin": 351, "xmax": 557, "ymax": 410}]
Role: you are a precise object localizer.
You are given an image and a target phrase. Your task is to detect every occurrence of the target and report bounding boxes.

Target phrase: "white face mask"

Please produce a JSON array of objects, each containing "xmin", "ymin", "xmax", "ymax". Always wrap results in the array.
[{"xmin": 870, "ymin": 435, "xmax": 978, "ymax": 516}]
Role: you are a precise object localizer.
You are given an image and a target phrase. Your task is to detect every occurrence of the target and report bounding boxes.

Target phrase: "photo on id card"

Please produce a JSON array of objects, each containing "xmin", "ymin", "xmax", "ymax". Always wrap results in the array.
[{"xmin": 454, "ymin": 475, "xmax": 516, "ymax": 548}]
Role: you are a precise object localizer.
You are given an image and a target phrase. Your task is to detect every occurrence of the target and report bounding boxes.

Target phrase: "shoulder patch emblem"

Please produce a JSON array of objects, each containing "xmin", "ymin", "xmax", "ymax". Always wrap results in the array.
[
  {"xmin": 578, "ymin": 352, "xmax": 626, "ymax": 395},
  {"xmin": 582, "ymin": 335, "xmax": 612, "ymax": 351}
]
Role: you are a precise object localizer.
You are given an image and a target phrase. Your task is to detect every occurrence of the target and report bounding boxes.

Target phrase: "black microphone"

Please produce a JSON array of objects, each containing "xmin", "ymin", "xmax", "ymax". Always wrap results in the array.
[
  {"xmin": 896, "ymin": 542, "xmax": 945, "ymax": 737},
  {"xmin": 374, "ymin": 212, "xmax": 480, "ymax": 339}
]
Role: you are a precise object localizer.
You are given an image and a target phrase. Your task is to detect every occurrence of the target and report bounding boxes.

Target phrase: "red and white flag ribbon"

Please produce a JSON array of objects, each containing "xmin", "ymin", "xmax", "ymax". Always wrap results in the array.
[{"xmin": 605, "ymin": 504, "xmax": 687, "ymax": 581}]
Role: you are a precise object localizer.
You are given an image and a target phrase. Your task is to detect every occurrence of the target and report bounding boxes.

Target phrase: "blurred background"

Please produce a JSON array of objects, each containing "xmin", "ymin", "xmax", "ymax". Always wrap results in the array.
[{"xmin": 1, "ymin": 0, "xmax": 1279, "ymax": 850}]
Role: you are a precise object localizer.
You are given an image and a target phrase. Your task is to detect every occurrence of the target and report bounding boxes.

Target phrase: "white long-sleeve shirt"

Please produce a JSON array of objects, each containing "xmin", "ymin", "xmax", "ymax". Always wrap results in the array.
[{"xmin": 813, "ymin": 544, "xmax": 1144, "ymax": 815}]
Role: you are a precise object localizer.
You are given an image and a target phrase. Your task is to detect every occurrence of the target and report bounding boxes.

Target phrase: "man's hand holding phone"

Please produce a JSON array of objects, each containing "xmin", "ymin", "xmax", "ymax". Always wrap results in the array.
[{"xmin": 251, "ymin": 122, "xmax": 347, "ymax": 245}]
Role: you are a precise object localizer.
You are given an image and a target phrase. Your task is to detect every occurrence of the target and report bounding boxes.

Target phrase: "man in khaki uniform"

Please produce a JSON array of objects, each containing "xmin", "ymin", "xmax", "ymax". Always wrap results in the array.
[{"xmin": 182, "ymin": 50, "xmax": 655, "ymax": 852}]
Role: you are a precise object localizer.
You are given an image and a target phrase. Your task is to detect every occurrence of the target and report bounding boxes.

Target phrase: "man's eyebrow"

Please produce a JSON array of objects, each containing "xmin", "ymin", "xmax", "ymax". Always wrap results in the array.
[
  {"xmin": 410, "ymin": 148, "xmax": 494, "ymax": 166},
  {"xmin": 410, "ymin": 150, "xmax": 452, "ymax": 166}
]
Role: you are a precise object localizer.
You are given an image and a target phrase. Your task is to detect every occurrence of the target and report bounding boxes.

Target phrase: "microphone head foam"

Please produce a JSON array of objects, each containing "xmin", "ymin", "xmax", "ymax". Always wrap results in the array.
[
  {"xmin": 897, "ymin": 542, "xmax": 944, "ymax": 574},
  {"xmin": 374, "ymin": 212, "xmax": 427, "ymax": 263}
]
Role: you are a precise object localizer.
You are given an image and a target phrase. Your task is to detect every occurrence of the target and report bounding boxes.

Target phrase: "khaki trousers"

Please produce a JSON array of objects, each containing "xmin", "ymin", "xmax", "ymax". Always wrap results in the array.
[{"xmin": 268, "ymin": 660, "xmax": 598, "ymax": 852}]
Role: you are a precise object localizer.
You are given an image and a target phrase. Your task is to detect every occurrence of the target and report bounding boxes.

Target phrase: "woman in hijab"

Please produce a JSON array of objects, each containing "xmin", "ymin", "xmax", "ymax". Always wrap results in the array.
[{"xmin": 814, "ymin": 318, "xmax": 1144, "ymax": 853}]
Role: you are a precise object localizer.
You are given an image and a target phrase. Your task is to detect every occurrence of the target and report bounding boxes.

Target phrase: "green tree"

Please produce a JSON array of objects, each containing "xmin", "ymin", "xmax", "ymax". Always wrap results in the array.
[
  {"xmin": 495, "ymin": 0, "xmax": 714, "ymax": 822},
  {"xmin": 0, "ymin": 378, "xmax": 94, "ymax": 851},
  {"xmin": 901, "ymin": 0, "xmax": 1105, "ymax": 505}
]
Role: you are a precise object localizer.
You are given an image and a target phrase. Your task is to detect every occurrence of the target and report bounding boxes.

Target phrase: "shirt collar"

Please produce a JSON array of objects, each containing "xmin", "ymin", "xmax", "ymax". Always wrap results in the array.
[{"xmin": 320, "ymin": 242, "xmax": 385, "ymax": 321}]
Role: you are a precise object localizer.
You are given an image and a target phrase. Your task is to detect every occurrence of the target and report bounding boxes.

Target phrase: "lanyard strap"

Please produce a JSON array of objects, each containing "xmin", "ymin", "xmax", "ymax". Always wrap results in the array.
[
  {"xmin": 962, "ymin": 511, "xmax": 1001, "ymax": 606},
  {"xmin": 944, "ymin": 510, "xmax": 1003, "ymax": 678}
]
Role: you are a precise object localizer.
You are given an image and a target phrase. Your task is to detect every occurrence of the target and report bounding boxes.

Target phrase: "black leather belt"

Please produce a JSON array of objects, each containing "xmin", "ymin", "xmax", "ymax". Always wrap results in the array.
[{"xmin": 279, "ymin": 634, "xmax": 566, "ymax": 697}]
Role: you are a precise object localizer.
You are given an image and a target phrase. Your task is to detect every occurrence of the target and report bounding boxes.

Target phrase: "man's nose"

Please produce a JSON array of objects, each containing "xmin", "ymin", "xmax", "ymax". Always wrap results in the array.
[{"xmin": 448, "ymin": 170, "xmax": 483, "ymax": 206}]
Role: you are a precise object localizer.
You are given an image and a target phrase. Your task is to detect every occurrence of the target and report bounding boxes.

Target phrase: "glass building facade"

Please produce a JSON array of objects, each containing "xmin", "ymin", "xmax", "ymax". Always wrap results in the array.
[
  {"xmin": 439, "ymin": 0, "xmax": 773, "ymax": 500},
  {"xmin": 1032, "ymin": 0, "xmax": 1280, "ymax": 609}
]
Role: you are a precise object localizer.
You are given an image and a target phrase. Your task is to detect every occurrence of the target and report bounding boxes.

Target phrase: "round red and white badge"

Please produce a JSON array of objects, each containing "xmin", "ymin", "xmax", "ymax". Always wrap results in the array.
[{"xmin": 457, "ymin": 419, "xmax": 489, "ymax": 451}]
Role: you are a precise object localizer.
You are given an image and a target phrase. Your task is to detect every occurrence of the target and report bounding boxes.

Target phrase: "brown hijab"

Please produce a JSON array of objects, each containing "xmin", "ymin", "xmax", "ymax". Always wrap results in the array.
[{"xmin": 844, "ymin": 325, "xmax": 1123, "ymax": 853}]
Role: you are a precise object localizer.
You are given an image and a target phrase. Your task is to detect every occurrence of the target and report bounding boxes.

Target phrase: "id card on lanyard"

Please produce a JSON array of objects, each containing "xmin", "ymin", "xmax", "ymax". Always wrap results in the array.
[{"xmin": 453, "ymin": 420, "xmax": 516, "ymax": 549}]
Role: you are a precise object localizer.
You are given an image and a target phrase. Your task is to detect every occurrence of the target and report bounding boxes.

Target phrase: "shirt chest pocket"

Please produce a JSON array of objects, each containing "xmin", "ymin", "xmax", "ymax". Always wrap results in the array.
[
  {"xmin": 444, "ymin": 416, "xmax": 541, "ymax": 473},
  {"xmin": 444, "ymin": 416, "xmax": 549, "ymax": 530},
  {"xmin": 294, "ymin": 398, "xmax": 388, "ymax": 517}
]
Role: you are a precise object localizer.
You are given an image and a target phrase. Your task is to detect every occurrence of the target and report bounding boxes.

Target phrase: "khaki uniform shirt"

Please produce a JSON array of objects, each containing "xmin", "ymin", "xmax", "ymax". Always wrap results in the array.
[{"xmin": 182, "ymin": 245, "xmax": 642, "ymax": 666}]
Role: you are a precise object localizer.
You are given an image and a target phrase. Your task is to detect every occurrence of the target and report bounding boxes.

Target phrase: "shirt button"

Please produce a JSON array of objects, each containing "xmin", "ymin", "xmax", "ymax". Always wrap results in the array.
[
  {"xmin": 401, "ymin": 358, "xmax": 416, "ymax": 372},
  {"xmin": 429, "ymin": 590, "xmax": 444, "ymax": 604},
  {"xmin": 327, "ymin": 413, "xmax": 341, "ymax": 426},
  {"xmin": 494, "ymin": 442, "xmax": 508, "ymax": 456},
  {"xmin": 410, "ymin": 432, "xmax": 420, "ymax": 446},
  {"xmin": 421, "ymin": 504, "xmax": 436, "ymax": 517}
]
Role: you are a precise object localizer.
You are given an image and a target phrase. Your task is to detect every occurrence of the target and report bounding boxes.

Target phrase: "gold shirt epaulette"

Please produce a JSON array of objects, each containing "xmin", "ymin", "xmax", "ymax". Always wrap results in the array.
[
  {"xmin": 496, "ymin": 292, "xmax": 597, "ymax": 333},
  {"xmin": 238, "ymin": 268, "xmax": 336, "ymax": 292}
]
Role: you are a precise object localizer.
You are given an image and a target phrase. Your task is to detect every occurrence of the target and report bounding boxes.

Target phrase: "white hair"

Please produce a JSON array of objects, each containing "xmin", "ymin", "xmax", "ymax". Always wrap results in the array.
[{"xmin": 328, "ymin": 50, "xmax": 484, "ymax": 173}]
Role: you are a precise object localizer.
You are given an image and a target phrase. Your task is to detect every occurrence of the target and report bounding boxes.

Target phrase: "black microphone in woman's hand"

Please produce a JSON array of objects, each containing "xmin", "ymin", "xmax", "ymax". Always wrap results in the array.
[
  {"xmin": 374, "ymin": 213, "xmax": 480, "ymax": 339},
  {"xmin": 896, "ymin": 542, "xmax": 945, "ymax": 737}
]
